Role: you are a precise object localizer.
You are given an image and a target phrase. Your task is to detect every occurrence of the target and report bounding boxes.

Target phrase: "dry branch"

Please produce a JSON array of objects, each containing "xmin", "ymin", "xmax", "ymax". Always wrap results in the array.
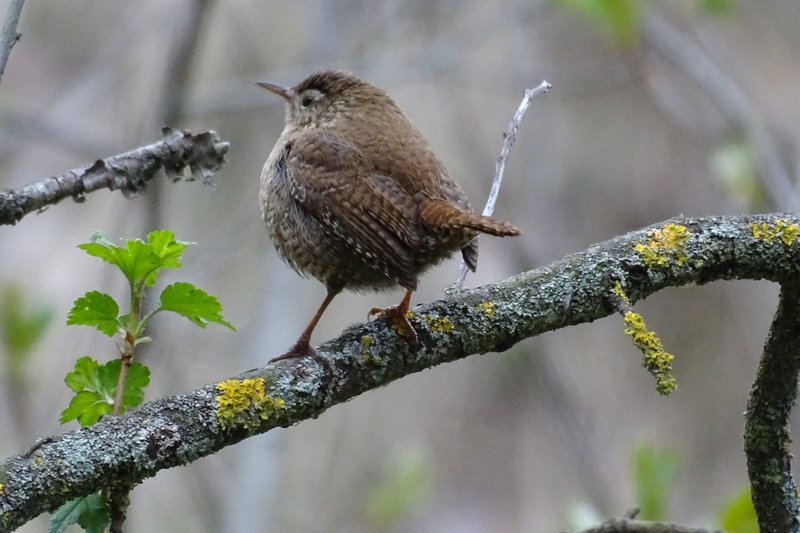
[{"xmin": 0, "ymin": 128, "xmax": 229, "ymax": 226}]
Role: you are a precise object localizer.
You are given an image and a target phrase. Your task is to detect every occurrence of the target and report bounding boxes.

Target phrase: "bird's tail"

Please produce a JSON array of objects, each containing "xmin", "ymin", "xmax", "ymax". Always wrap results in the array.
[{"xmin": 420, "ymin": 200, "xmax": 521, "ymax": 237}]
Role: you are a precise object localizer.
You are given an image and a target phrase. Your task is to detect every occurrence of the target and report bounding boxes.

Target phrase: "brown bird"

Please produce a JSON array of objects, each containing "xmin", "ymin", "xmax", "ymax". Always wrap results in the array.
[{"xmin": 258, "ymin": 70, "xmax": 520, "ymax": 362}]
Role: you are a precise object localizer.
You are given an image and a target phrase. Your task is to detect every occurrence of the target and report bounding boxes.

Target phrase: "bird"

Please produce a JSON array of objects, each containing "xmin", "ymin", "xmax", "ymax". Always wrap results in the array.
[{"xmin": 257, "ymin": 70, "xmax": 521, "ymax": 362}]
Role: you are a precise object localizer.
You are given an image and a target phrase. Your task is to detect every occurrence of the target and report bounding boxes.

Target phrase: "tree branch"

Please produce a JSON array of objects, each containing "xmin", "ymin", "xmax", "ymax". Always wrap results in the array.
[
  {"xmin": 1, "ymin": 213, "xmax": 799, "ymax": 531},
  {"xmin": 744, "ymin": 281, "xmax": 800, "ymax": 532},
  {"xmin": 0, "ymin": 128, "xmax": 230, "ymax": 226}
]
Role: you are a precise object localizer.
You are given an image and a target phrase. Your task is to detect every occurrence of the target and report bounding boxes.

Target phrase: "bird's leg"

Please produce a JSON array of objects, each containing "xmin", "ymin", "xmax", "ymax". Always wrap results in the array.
[
  {"xmin": 271, "ymin": 287, "xmax": 340, "ymax": 365},
  {"xmin": 369, "ymin": 288, "xmax": 418, "ymax": 350}
]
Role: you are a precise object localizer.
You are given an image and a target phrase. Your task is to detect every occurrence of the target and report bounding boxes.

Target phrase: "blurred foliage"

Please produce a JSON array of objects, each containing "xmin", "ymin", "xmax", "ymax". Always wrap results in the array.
[
  {"xmin": 0, "ymin": 284, "xmax": 54, "ymax": 379},
  {"xmin": 558, "ymin": 0, "xmax": 738, "ymax": 46},
  {"xmin": 718, "ymin": 487, "xmax": 758, "ymax": 533},
  {"xmin": 558, "ymin": 0, "xmax": 642, "ymax": 46},
  {"xmin": 633, "ymin": 443, "xmax": 679, "ymax": 520},
  {"xmin": 701, "ymin": 0, "xmax": 738, "ymax": 16},
  {"xmin": 569, "ymin": 445, "xmax": 755, "ymax": 531},
  {"xmin": 364, "ymin": 448, "xmax": 432, "ymax": 530},
  {"xmin": 711, "ymin": 138, "xmax": 764, "ymax": 210}
]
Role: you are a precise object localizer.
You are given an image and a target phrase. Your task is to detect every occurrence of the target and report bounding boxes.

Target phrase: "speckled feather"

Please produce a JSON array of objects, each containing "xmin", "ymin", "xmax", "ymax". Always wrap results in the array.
[{"xmin": 260, "ymin": 70, "xmax": 520, "ymax": 294}]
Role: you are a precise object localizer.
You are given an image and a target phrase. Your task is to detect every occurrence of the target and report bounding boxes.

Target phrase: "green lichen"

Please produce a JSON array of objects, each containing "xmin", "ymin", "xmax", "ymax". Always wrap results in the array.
[
  {"xmin": 750, "ymin": 219, "xmax": 800, "ymax": 247},
  {"xmin": 425, "ymin": 315, "xmax": 455, "ymax": 333},
  {"xmin": 216, "ymin": 377, "xmax": 285, "ymax": 431},
  {"xmin": 476, "ymin": 301, "xmax": 495, "ymax": 317},
  {"xmin": 623, "ymin": 311, "xmax": 677, "ymax": 395},
  {"xmin": 635, "ymin": 223, "xmax": 691, "ymax": 268}
]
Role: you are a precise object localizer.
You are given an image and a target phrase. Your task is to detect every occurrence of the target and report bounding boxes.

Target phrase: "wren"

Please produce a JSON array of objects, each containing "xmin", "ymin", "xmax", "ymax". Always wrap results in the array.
[{"xmin": 258, "ymin": 70, "xmax": 521, "ymax": 362}]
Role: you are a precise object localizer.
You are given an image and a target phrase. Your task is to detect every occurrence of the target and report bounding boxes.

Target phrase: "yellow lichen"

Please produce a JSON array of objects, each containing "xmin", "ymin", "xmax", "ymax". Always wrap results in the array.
[
  {"xmin": 750, "ymin": 219, "xmax": 800, "ymax": 247},
  {"xmin": 425, "ymin": 315, "xmax": 455, "ymax": 333},
  {"xmin": 0, "ymin": 482, "xmax": 4, "ymax": 494},
  {"xmin": 613, "ymin": 281, "xmax": 631, "ymax": 306},
  {"xmin": 476, "ymin": 301, "xmax": 495, "ymax": 317},
  {"xmin": 635, "ymin": 223, "xmax": 691, "ymax": 268},
  {"xmin": 36, "ymin": 456, "xmax": 43, "ymax": 465},
  {"xmin": 623, "ymin": 311, "xmax": 677, "ymax": 395},
  {"xmin": 360, "ymin": 335, "xmax": 381, "ymax": 363},
  {"xmin": 216, "ymin": 378, "xmax": 285, "ymax": 431}
]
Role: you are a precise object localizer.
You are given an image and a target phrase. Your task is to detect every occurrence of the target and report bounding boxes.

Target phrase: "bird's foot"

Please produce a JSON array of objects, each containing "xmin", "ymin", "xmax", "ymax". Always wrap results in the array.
[
  {"xmin": 270, "ymin": 340, "xmax": 333, "ymax": 376},
  {"xmin": 368, "ymin": 305, "xmax": 419, "ymax": 350}
]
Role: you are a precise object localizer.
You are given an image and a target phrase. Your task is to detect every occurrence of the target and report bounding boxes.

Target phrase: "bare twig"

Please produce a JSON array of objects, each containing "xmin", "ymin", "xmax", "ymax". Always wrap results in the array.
[
  {"xmin": 0, "ymin": 0, "xmax": 25, "ymax": 86},
  {"xmin": 455, "ymin": 80, "xmax": 551, "ymax": 288},
  {"xmin": 0, "ymin": 128, "xmax": 229, "ymax": 225}
]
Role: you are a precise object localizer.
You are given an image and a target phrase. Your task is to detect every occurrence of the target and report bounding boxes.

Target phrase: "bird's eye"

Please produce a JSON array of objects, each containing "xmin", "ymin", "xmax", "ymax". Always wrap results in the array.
[{"xmin": 300, "ymin": 94, "xmax": 315, "ymax": 107}]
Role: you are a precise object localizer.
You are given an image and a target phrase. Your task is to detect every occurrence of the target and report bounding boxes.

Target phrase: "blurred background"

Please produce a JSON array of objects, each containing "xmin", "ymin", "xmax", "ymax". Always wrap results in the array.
[{"xmin": 0, "ymin": 0, "xmax": 797, "ymax": 531}]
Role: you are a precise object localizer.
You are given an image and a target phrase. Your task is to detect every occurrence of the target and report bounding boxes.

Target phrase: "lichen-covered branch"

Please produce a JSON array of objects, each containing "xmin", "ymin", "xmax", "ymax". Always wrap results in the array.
[
  {"xmin": 744, "ymin": 281, "xmax": 800, "ymax": 532},
  {"xmin": 0, "ymin": 128, "xmax": 230, "ymax": 226},
  {"xmin": 1, "ymin": 213, "xmax": 799, "ymax": 531}
]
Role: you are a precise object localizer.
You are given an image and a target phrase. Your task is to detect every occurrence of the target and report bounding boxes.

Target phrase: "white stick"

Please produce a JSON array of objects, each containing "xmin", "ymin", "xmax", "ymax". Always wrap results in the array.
[{"xmin": 454, "ymin": 80, "xmax": 551, "ymax": 289}]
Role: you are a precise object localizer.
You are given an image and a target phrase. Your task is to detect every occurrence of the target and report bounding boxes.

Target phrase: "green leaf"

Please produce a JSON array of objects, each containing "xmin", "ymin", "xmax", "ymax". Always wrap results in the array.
[
  {"xmin": 718, "ymin": 487, "xmax": 758, "ymax": 533},
  {"xmin": 159, "ymin": 282, "xmax": 235, "ymax": 330},
  {"xmin": 66, "ymin": 291, "xmax": 121, "ymax": 336},
  {"xmin": 60, "ymin": 357, "xmax": 150, "ymax": 426},
  {"xmin": 50, "ymin": 493, "xmax": 110, "ymax": 533},
  {"xmin": 559, "ymin": 0, "xmax": 641, "ymax": 46},
  {"xmin": 60, "ymin": 390, "xmax": 113, "ymax": 426},
  {"xmin": 64, "ymin": 356, "xmax": 104, "ymax": 393},
  {"xmin": 117, "ymin": 360, "xmax": 150, "ymax": 409},
  {"xmin": 78, "ymin": 231, "xmax": 187, "ymax": 288},
  {"xmin": 633, "ymin": 443, "xmax": 679, "ymax": 521},
  {"xmin": 97, "ymin": 360, "xmax": 150, "ymax": 412},
  {"xmin": 147, "ymin": 229, "xmax": 191, "ymax": 269}
]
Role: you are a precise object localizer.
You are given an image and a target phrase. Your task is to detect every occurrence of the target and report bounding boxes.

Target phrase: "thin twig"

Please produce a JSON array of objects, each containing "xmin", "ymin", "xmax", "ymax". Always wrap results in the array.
[
  {"xmin": 0, "ymin": 0, "xmax": 25, "ymax": 86},
  {"xmin": 455, "ymin": 80, "xmax": 551, "ymax": 288}
]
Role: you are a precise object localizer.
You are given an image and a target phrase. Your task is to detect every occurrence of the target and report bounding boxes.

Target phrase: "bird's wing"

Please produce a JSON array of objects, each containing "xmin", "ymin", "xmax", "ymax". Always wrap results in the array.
[{"xmin": 283, "ymin": 129, "xmax": 421, "ymax": 288}]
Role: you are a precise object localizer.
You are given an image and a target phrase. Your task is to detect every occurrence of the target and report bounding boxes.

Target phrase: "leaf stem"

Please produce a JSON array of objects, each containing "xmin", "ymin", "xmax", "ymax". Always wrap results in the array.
[{"xmin": 112, "ymin": 284, "xmax": 143, "ymax": 415}]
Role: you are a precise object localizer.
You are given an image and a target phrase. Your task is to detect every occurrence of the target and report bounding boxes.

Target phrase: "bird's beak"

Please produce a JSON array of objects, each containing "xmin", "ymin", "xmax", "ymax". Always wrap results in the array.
[{"xmin": 256, "ymin": 81, "xmax": 294, "ymax": 101}]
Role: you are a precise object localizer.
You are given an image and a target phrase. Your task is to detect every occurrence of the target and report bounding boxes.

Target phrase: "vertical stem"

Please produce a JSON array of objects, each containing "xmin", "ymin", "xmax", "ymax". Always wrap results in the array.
[
  {"xmin": 744, "ymin": 282, "xmax": 800, "ymax": 532},
  {"xmin": 0, "ymin": 0, "xmax": 25, "ymax": 85},
  {"xmin": 111, "ymin": 332, "xmax": 134, "ymax": 416},
  {"xmin": 112, "ymin": 285, "xmax": 141, "ymax": 415}
]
